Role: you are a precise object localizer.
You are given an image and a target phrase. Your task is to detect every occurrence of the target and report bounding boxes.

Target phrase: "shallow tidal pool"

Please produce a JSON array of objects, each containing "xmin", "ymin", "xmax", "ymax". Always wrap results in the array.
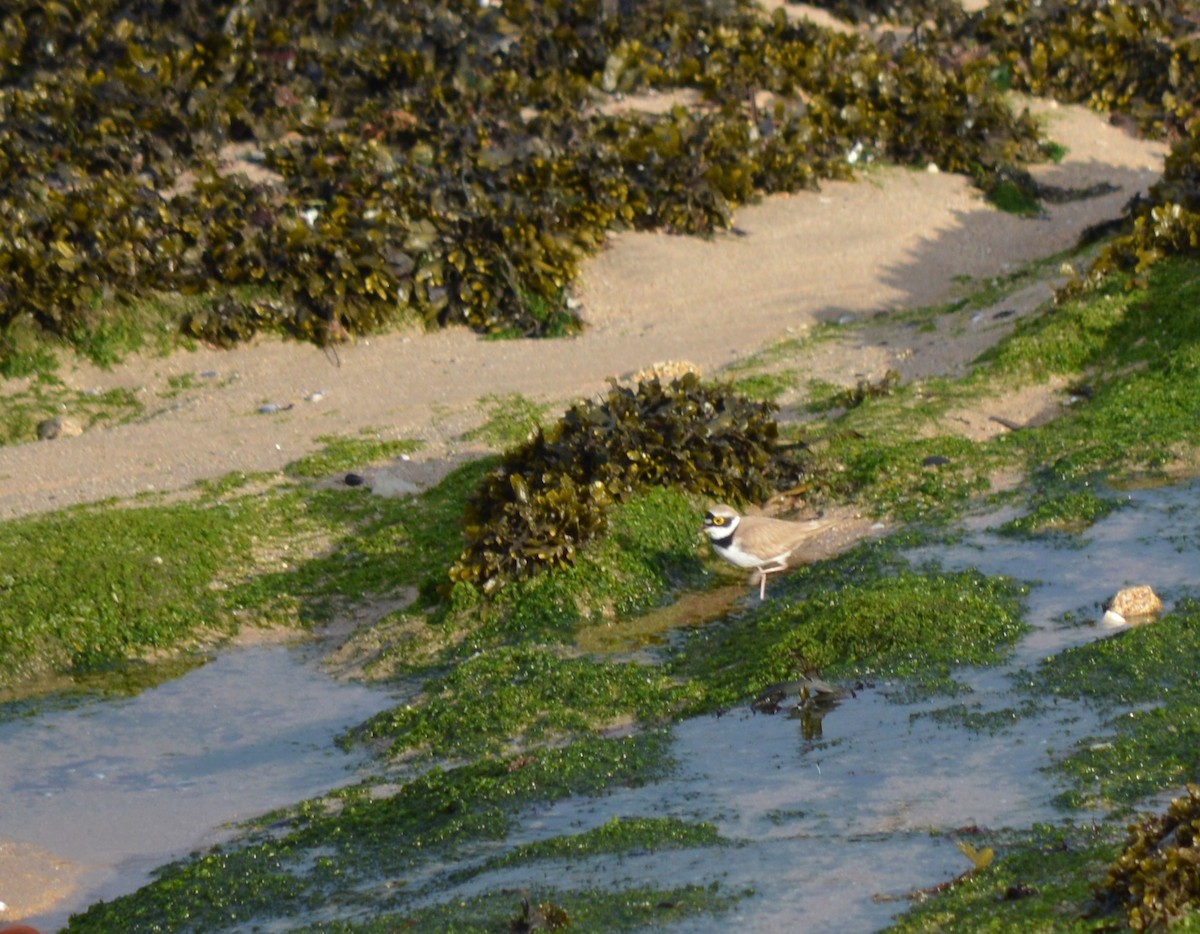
[{"xmin": 0, "ymin": 641, "xmax": 395, "ymax": 932}]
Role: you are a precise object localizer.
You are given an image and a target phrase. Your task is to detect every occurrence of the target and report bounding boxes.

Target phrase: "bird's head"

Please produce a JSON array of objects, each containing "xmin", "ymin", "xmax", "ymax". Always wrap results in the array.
[{"xmin": 702, "ymin": 504, "xmax": 740, "ymax": 539}]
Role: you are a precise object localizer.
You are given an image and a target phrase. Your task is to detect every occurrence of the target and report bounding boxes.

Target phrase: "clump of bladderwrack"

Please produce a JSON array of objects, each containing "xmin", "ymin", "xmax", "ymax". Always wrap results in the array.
[
  {"xmin": 450, "ymin": 374, "xmax": 803, "ymax": 593},
  {"xmin": 1096, "ymin": 783, "xmax": 1200, "ymax": 931},
  {"xmin": 0, "ymin": 0, "xmax": 1048, "ymax": 366}
]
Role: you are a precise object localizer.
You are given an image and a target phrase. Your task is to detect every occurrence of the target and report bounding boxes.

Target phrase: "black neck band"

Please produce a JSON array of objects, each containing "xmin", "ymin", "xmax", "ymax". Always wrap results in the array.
[{"xmin": 711, "ymin": 530, "xmax": 736, "ymax": 549}]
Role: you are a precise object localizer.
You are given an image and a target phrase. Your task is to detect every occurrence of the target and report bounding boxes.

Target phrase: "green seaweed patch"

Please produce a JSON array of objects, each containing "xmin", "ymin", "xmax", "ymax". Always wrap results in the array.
[
  {"xmin": 317, "ymin": 484, "xmax": 706, "ymax": 682},
  {"xmin": 671, "ymin": 541, "xmax": 1028, "ymax": 710},
  {"xmin": 231, "ymin": 459, "xmax": 495, "ymax": 623},
  {"xmin": 0, "ymin": 379, "xmax": 143, "ymax": 446},
  {"xmin": 1027, "ymin": 601, "xmax": 1200, "ymax": 812},
  {"xmin": 979, "ymin": 259, "xmax": 1200, "ymax": 483},
  {"xmin": 979, "ymin": 276, "xmax": 1137, "ymax": 378},
  {"xmin": 889, "ymin": 822, "xmax": 1124, "ymax": 934},
  {"xmin": 352, "ymin": 645, "xmax": 688, "ymax": 761},
  {"xmin": 462, "ymin": 392, "xmax": 553, "ymax": 448},
  {"xmin": 457, "ymin": 486, "xmax": 710, "ymax": 648},
  {"xmin": 454, "ymin": 815, "xmax": 725, "ymax": 885},
  {"xmin": 0, "ymin": 499, "xmax": 277, "ymax": 689},
  {"xmin": 916, "ymin": 698, "xmax": 1042, "ymax": 735},
  {"xmin": 65, "ymin": 734, "xmax": 673, "ymax": 933},
  {"xmin": 997, "ymin": 484, "xmax": 1122, "ymax": 538},
  {"xmin": 730, "ymin": 369, "xmax": 800, "ymax": 402},
  {"xmin": 289, "ymin": 882, "xmax": 739, "ymax": 933},
  {"xmin": 284, "ymin": 432, "xmax": 425, "ymax": 479},
  {"xmin": 813, "ymin": 429, "xmax": 998, "ymax": 522}
]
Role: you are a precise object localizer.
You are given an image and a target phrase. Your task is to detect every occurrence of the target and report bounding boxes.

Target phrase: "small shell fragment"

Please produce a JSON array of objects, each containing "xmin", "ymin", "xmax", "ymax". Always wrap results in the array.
[{"xmin": 1101, "ymin": 609, "xmax": 1127, "ymax": 628}]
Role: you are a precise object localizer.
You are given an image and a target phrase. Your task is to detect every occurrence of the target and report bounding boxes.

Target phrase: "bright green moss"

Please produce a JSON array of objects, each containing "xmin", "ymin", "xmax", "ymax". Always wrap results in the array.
[
  {"xmin": 887, "ymin": 824, "xmax": 1124, "ymax": 933},
  {"xmin": 998, "ymin": 485, "xmax": 1121, "ymax": 537},
  {"xmin": 1025, "ymin": 601, "xmax": 1200, "ymax": 812},
  {"xmin": 283, "ymin": 432, "xmax": 425, "ymax": 479},
  {"xmin": 288, "ymin": 882, "xmax": 739, "ymax": 933},
  {"xmin": 353, "ymin": 645, "xmax": 687, "ymax": 760},
  {"xmin": 65, "ymin": 734, "xmax": 674, "ymax": 933},
  {"xmin": 671, "ymin": 540, "xmax": 1028, "ymax": 709},
  {"xmin": 0, "ymin": 499, "xmax": 269, "ymax": 687},
  {"xmin": 461, "ymin": 392, "xmax": 552, "ymax": 447}
]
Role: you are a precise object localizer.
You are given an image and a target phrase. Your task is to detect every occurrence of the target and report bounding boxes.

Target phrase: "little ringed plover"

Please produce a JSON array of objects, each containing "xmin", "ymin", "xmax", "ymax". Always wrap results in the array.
[{"xmin": 702, "ymin": 503, "xmax": 830, "ymax": 599}]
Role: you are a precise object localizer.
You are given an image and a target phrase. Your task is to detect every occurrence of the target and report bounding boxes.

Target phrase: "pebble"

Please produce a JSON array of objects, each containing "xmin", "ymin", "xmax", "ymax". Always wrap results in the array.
[
  {"xmin": 1108, "ymin": 584, "xmax": 1162, "ymax": 620},
  {"xmin": 258, "ymin": 403, "xmax": 294, "ymax": 414},
  {"xmin": 36, "ymin": 416, "xmax": 83, "ymax": 440},
  {"xmin": 344, "ymin": 473, "xmax": 366, "ymax": 487}
]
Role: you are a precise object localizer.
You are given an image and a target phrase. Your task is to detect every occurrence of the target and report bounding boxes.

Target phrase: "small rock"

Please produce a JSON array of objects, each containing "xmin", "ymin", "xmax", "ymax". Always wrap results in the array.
[
  {"xmin": 344, "ymin": 473, "xmax": 366, "ymax": 487},
  {"xmin": 1107, "ymin": 584, "xmax": 1162, "ymax": 621},
  {"xmin": 922, "ymin": 455, "xmax": 951, "ymax": 467},
  {"xmin": 36, "ymin": 416, "xmax": 83, "ymax": 440},
  {"xmin": 258, "ymin": 402, "xmax": 294, "ymax": 414},
  {"xmin": 305, "ymin": 390, "xmax": 327, "ymax": 403}
]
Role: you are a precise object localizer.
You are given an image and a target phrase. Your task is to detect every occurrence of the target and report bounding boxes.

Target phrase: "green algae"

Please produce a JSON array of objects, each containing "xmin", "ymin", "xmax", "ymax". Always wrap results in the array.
[
  {"xmin": 289, "ymin": 882, "xmax": 739, "ymax": 933},
  {"xmin": 65, "ymin": 733, "xmax": 675, "ymax": 934},
  {"xmin": 0, "ymin": 378, "xmax": 142, "ymax": 446},
  {"xmin": 462, "ymin": 392, "xmax": 553, "ymax": 448},
  {"xmin": 916, "ymin": 698, "xmax": 1043, "ymax": 735},
  {"xmin": 997, "ymin": 484, "xmax": 1122, "ymax": 537},
  {"xmin": 352, "ymin": 645, "xmax": 688, "ymax": 760},
  {"xmin": 731, "ymin": 368, "xmax": 800, "ymax": 401},
  {"xmin": 669, "ymin": 539, "xmax": 1029, "ymax": 710},
  {"xmin": 472, "ymin": 815, "xmax": 724, "ymax": 871},
  {"xmin": 980, "ymin": 259, "xmax": 1200, "ymax": 482},
  {"xmin": 283, "ymin": 432, "xmax": 425, "ymax": 479},
  {"xmin": 0, "ymin": 499, "xmax": 269, "ymax": 688},
  {"xmin": 1024, "ymin": 600, "xmax": 1200, "ymax": 813},
  {"xmin": 422, "ymin": 486, "xmax": 709, "ymax": 658},
  {"xmin": 886, "ymin": 823, "xmax": 1124, "ymax": 934}
]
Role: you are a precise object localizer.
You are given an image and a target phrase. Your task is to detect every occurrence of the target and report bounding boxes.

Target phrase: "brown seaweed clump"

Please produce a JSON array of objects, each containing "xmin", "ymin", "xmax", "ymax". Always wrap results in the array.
[
  {"xmin": 1097, "ymin": 783, "xmax": 1200, "ymax": 930},
  {"xmin": 450, "ymin": 374, "xmax": 803, "ymax": 592}
]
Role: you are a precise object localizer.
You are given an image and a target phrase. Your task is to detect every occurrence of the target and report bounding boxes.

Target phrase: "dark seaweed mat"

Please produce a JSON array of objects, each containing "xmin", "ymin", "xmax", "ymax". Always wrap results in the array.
[
  {"xmin": 451, "ymin": 373, "xmax": 801, "ymax": 591},
  {"xmin": 0, "ymin": 0, "xmax": 1049, "ymax": 354},
  {"xmin": 4, "ymin": 0, "xmax": 1199, "ymax": 357}
]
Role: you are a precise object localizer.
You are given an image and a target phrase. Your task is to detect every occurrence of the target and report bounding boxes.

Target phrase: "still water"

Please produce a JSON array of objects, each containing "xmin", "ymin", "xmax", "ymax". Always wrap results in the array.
[{"xmin": 0, "ymin": 641, "xmax": 394, "ymax": 932}]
